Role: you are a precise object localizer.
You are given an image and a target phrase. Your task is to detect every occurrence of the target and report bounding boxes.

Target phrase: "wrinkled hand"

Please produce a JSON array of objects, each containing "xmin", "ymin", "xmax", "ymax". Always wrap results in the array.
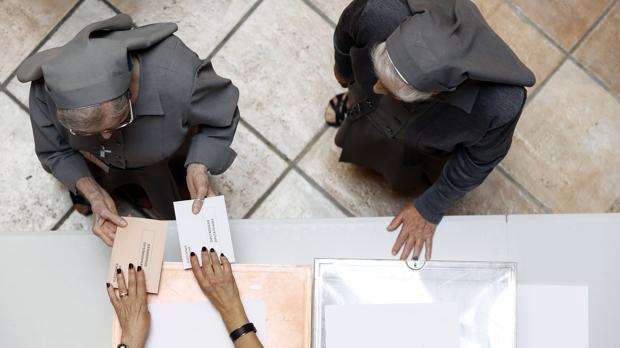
[
  {"xmin": 334, "ymin": 66, "xmax": 348, "ymax": 88},
  {"xmin": 186, "ymin": 163, "xmax": 217, "ymax": 214},
  {"xmin": 107, "ymin": 264, "xmax": 150, "ymax": 348},
  {"xmin": 387, "ymin": 203, "xmax": 437, "ymax": 260},
  {"xmin": 76, "ymin": 177, "xmax": 126, "ymax": 246},
  {"xmin": 190, "ymin": 248, "xmax": 249, "ymax": 331}
]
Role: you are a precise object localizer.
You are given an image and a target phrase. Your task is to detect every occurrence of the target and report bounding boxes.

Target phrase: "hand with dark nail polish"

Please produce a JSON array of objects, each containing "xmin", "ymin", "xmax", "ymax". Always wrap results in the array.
[
  {"xmin": 106, "ymin": 258, "xmax": 150, "ymax": 348},
  {"xmin": 189, "ymin": 248, "xmax": 262, "ymax": 347}
]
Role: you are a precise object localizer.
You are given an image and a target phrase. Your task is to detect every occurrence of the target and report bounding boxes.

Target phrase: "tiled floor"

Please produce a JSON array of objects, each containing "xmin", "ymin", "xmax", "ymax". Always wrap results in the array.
[{"xmin": 1, "ymin": 0, "xmax": 618, "ymax": 232}]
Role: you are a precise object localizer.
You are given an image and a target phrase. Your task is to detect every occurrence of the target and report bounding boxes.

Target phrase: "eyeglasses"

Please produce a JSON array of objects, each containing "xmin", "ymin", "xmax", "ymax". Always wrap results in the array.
[{"xmin": 69, "ymin": 97, "xmax": 135, "ymax": 137}]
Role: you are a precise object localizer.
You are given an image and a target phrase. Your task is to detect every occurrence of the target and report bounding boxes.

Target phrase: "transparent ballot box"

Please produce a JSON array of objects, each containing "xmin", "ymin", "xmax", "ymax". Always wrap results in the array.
[{"xmin": 313, "ymin": 259, "xmax": 516, "ymax": 348}]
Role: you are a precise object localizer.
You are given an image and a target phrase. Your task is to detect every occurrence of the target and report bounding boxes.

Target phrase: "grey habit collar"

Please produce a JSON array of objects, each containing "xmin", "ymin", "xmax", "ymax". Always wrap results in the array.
[
  {"xmin": 132, "ymin": 57, "xmax": 164, "ymax": 116},
  {"xmin": 16, "ymin": 14, "xmax": 177, "ymax": 109},
  {"xmin": 386, "ymin": 0, "xmax": 535, "ymax": 93}
]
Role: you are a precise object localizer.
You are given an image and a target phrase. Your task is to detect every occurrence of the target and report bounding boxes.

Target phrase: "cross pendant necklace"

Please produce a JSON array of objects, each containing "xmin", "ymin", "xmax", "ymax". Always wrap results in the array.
[{"xmin": 100, "ymin": 145, "xmax": 112, "ymax": 158}]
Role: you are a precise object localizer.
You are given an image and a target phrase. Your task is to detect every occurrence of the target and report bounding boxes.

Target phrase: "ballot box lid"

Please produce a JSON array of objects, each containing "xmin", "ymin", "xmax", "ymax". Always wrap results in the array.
[{"xmin": 312, "ymin": 259, "xmax": 516, "ymax": 348}]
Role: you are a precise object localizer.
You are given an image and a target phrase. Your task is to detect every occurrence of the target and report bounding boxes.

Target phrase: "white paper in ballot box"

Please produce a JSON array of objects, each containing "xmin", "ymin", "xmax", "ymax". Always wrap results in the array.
[{"xmin": 174, "ymin": 196, "xmax": 236, "ymax": 268}]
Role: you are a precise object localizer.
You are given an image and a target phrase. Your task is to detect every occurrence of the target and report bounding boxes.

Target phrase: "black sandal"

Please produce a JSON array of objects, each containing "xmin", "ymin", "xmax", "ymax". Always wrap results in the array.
[{"xmin": 325, "ymin": 93, "xmax": 349, "ymax": 127}]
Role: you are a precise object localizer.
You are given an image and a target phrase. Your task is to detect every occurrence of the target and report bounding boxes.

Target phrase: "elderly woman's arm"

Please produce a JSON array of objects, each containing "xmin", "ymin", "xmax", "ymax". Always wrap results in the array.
[
  {"xmin": 184, "ymin": 60, "xmax": 240, "ymax": 214},
  {"xmin": 190, "ymin": 249, "xmax": 264, "ymax": 348},
  {"xmin": 29, "ymin": 82, "xmax": 126, "ymax": 245}
]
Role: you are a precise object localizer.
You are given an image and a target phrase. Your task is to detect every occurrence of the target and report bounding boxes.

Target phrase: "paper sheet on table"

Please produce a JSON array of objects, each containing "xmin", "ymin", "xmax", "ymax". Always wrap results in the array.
[
  {"xmin": 325, "ymin": 303, "xmax": 460, "ymax": 348},
  {"xmin": 518, "ymin": 285, "xmax": 589, "ymax": 348},
  {"xmin": 145, "ymin": 299, "xmax": 266, "ymax": 348},
  {"xmin": 173, "ymin": 196, "xmax": 235, "ymax": 268}
]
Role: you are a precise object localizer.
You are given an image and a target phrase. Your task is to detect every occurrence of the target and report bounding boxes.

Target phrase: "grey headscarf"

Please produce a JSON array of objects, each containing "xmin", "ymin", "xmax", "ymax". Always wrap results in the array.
[
  {"xmin": 386, "ymin": 0, "xmax": 535, "ymax": 92},
  {"xmin": 16, "ymin": 14, "xmax": 177, "ymax": 108}
]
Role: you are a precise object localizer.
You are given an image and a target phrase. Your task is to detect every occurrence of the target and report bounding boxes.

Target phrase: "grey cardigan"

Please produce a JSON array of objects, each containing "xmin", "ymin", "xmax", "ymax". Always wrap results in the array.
[{"xmin": 28, "ymin": 35, "xmax": 240, "ymax": 193}]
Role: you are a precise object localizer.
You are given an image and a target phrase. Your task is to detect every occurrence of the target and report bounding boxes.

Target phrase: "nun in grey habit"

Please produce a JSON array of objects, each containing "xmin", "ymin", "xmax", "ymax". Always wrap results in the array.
[
  {"xmin": 327, "ymin": 0, "xmax": 535, "ymax": 260},
  {"xmin": 16, "ymin": 15, "xmax": 240, "ymax": 245}
]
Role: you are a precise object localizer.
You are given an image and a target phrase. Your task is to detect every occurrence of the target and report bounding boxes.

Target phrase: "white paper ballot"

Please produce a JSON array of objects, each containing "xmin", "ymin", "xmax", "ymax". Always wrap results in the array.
[
  {"xmin": 325, "ymin": 303, "xmax": 460, "ymax": 348},
  {"xmin": 145, "ymin": 300, "xmax": 266, "ymax": 348},
  {"xmin": 174, "ymin": 196, "xmax": 235, "ymax": 268},
  {"xmin": 518, "ymin": 285, "xmax": 589, "ymax": 348}
]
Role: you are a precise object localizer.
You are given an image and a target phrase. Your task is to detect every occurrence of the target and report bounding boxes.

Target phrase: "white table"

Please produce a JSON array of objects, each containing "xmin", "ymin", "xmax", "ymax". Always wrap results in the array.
[{"xmin": 1, "ymin": 214, "xmax": 618, "ymax": 347}]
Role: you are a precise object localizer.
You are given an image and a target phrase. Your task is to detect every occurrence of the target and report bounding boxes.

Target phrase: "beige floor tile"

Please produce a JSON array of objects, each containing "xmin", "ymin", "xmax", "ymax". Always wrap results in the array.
[
  {"xmin": 447, "ymin": 169, "xmax": 545, "ymax": 216},
  {"xmin": 511, "ymin": 0, "xmax": 612, "ymax": 50},
  {"xmin": 212, "ymin": 0, "xmax": 341, "ymax": 160},
  {"xmin": 575, "ymin": 3, "xmax": 620, "ymax": 95},
  {"xmin": 56, "ymin": 210, "xmax": 93, "ymax": 232},
  {"xmin": 471, "ymin": 0, "xmax": 503, "ymax": 18},
  {"xmin": 486, "ymin": 3, "xmax": 564, "ymax": 92},
  {"xmin": 0, "ymin": 0, "xmax": 77, "ymax": 82},
  {"xmin": 110, "ymin": 0, "xmax": 257, "ymax": 58},
  {"xmin": 298, "ymin": 127, "xmax": 412, "ymax": 216},
  {"xmin": 6, "ymin": 0, "xmax": 117, "ymax": 106},
  {"xmin": 210, "ymin": 124, "xmax": 288, "ymax": 218},
  {"xmin": 251, "ymin": 170, "xmax": 347, "ymax": 218},
  {"xmin": 308, "ymin": 0, "xmax": 352, "ymax": 23},
  {"xmin": 0, "ymin": 93, "xmax": 73, "ymax": 231},
  {"xmin": 501, "ymin": 61, "xmax": 620, "ymax": 212}
]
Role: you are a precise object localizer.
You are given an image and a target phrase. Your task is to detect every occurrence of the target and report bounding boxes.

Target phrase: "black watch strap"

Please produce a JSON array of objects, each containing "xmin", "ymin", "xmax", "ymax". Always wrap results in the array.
[
  {"xmin": 117, "ymin": 344, "xmax": 128, "ymax": 348},
  {"xmin": 229, "ymin": 322, "xmax": 257, "ymax": 342}
]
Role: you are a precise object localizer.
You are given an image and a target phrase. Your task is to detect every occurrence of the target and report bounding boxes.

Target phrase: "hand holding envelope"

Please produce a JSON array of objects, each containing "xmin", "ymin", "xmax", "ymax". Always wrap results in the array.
[
  {"xmin": 107, "ymin": 196, "xmax": 236, "ymax": 293},
  {"xmin": 107, "ymin": 217, "xmax": 167, "ymax": 294},
  {"xmin": 174, "ymin": 196, "xmax": 236, "ymax": 269}
]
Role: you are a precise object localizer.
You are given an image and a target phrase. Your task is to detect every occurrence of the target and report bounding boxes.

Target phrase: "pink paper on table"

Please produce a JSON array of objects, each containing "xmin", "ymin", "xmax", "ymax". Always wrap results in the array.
[{"xmin": 112, "ymin": 262, "xmax": 312, "ymax": 348}]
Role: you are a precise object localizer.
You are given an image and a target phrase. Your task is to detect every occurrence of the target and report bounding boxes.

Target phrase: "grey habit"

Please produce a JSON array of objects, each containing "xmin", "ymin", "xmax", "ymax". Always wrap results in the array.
[
  {"xmin": 17, "ymin": 15, "xmax": 240, "ymax": 219},
  {"xmin": 334, "ymin": 0, "xmax": 535, "ymax": 223}
]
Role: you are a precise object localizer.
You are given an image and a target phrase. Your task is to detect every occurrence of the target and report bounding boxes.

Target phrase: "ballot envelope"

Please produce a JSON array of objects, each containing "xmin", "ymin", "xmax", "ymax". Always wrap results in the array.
[{"xmin": 313, "ymin": 259, "xmax": 517, "ymax": 348}]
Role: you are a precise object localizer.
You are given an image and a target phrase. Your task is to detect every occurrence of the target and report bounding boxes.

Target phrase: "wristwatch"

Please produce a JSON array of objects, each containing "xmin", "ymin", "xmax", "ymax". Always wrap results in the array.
[{"xmin": 117, "ymin": 345, "xmax": 128, "ymax": 348}]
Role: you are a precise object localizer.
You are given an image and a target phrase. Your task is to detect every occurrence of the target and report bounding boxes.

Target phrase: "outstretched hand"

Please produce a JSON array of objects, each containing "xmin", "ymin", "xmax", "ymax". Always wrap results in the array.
[
  {"xmin": 387, "ymin": 203, "xmax": 437, "ymax": 260},
  {"xmin": 186, "ymin": 163, "xmax": 217, "ymax": 214}
]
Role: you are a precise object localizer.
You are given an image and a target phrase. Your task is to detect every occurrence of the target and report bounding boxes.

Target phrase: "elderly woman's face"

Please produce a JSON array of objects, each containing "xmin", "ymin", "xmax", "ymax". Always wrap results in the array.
[
  {"xmin": 373, "ymin": 79, "xmax": 405, "ymax": 101},
  {"xmin": 91, "ymin": 103, "xmax": 130, "ymax": 139},
  {"xmin": 62, "ymin": 96, "xmax": 132, "ymax": 139},
  {"xmin": 373, "ymin": 80, "xmax": 390, "ymax": 96}
]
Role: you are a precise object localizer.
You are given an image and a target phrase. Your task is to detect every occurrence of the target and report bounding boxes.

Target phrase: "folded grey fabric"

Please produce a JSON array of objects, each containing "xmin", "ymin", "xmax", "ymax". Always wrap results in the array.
[
  {"xmin": 16, "ymin": 14, "xmax": 177, "ymax": 108},
  {"xmin": 386, "ymin": 0, "xmax": 535, "ymax": 92}
]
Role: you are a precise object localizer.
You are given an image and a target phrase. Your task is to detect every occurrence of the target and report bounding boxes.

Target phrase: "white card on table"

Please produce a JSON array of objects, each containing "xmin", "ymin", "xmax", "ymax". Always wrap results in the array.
[
  {"xmin": 325, "ymin": 303, "xmax": 460, "ymax": 348},
  {"xmin": 145, "ymin": 300, "xmax": 266, "ymax": 348},
  {"xmin": 518, "ymin": 285, "xmax": 589, "ymax": 348},
  {"xmin": 173, "ymin": 196, "xmax": 235, "ymax": 268}
]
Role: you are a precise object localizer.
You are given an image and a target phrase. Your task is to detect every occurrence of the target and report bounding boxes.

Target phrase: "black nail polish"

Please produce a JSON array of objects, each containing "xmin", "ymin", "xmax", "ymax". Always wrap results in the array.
[
  {"xmin": 190, "ymin": 251, "xmax": 196, "ymax": 257},
  {"xmin": 116, "ymin": 268, "xmax": 122, "ymax": 274},
  {"xmin": 202, "ymin": 246, "xmax": 207, "ymax": 252},
  {"xmin": 210, "ymin": 248, "xmax": 215, "ymax": 253},
  {"xmin": 106, "ymin": 283, "xmax": 110, "ymax": 288},
  {"xmin": 129, "ymin": 263, "xmax": 134, "ymax": 269},
  {"xmin": 137, "ymin": 266, "xmax": 142, "ymax": 272}
]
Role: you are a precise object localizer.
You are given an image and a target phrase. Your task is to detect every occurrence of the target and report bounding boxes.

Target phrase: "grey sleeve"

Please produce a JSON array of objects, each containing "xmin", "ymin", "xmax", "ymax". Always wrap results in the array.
[
  {"xmin": 185, "ymin": 61, "xmax": 240, "ymax": 175},
  {"xmin": 415, "ymin": 111, "xmax": 522, "ymax": 224},
  {"xmin": 29, "ymin": 83, "xmax": 91, "ymax": 194},
  {"xmin": 333, "ymin": 1, "xmax": 365, "ymax": 80}
]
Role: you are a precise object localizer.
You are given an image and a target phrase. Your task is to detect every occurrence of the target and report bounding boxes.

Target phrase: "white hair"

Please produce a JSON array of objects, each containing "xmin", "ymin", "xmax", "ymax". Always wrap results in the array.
[
  {"xmin": 371, "ymin": 42, "xmax": 434, "ymax": 103},
  {"xmin": 57, "ymin": 93, "xmax": 129, "ymax": 131}
]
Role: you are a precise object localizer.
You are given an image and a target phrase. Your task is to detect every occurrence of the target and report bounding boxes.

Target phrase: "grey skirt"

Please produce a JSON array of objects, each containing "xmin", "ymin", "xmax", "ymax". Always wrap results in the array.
[{"xmin": 334, "ymin": 103, "xmax": 448, "ymax": 195}]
